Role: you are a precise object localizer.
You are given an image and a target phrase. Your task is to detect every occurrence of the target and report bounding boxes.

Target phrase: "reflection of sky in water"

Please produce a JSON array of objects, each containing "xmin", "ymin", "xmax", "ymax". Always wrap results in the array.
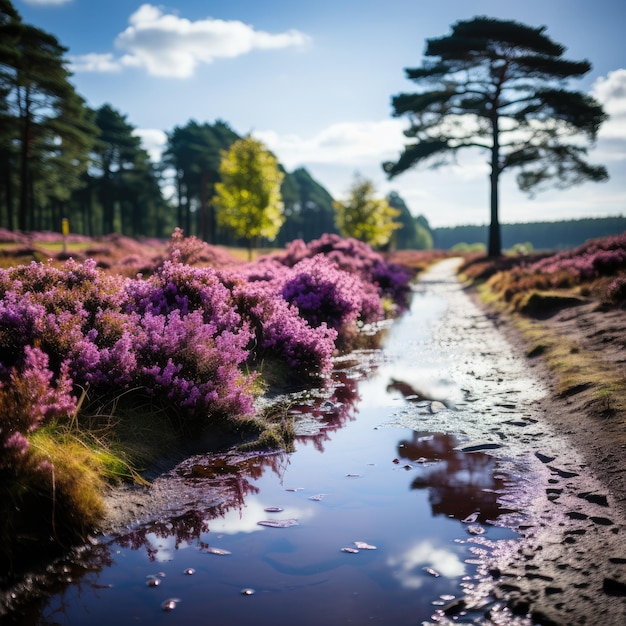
[
  {"xmin": 207, "ymin": 496, "xmax": 316, "ymax": 535},
  {"xmin": 144, "ymin": 533, "xmax": 186, "ymax": 562},
  {"xmin": 357, "ymin": 291, "xmax": 465, "ymax": 410},
  {"xmin": 29, "ymin": 275, "xmax": 524, "ymax": 626},
  {"xmin": 387, "ymin": 540, "xmax": 466, "ymax": 589}
]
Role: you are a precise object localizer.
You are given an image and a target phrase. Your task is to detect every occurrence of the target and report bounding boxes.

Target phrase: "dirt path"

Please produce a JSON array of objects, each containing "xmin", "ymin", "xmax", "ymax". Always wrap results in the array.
[{"xmin": 400, "ymin": 258, "xmax": 626, "ymax": 625}]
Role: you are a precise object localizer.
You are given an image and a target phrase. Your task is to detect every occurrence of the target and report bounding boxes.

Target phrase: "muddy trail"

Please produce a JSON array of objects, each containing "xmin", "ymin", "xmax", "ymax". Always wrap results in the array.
[
  {"xmin": 2, "ymin": 258, "xmax": 625, "ymax": 626},
  {"xmin": 397, "ymin": 259, "xmax": 626, "ymax": 625}
]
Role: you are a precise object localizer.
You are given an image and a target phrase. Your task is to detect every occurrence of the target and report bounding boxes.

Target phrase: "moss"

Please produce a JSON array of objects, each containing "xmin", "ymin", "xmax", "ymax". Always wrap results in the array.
[
  {"xmin": 514, "ymin": 318, "xmax": 626, "ymax": 415},
  {"xmin": 517, "ymin": 290, "xmax": 586, "ymax": 317},
  {"xmin": 236, "ymin": 401, "xmax": 296, "ymax": 453}
]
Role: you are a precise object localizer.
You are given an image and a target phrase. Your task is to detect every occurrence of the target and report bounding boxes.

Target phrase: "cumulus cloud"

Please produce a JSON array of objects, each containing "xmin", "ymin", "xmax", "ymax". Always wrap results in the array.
[
  {"xmin": 133, "ymin": 128, "xmax": 168, "ymax": 163},
  {"xmin": 387, "ymin": 540, "xmax": 465, "ymax": 590},
  {"xmin": 591, "ymin": 69, "xmax": 626, "ymax": 141},
  {"xmin": 256, "ymin": 119, "xmax": 408, "ymax": 169},
  {"xmin": 71, "ymin": 4, "xmax": 310, "ymax": 78},
  {"xmin": 255, "ymin": 118, "xmax": 489, "ymax": 204},
  {"xmin": 69, "ymin": 53, "xmax": 122, "ymax": 74}
]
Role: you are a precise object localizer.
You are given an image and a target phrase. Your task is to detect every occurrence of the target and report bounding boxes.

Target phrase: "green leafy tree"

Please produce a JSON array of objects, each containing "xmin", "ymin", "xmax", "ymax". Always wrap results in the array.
[
  {"xmin": 383, "ymin": 16, "xmax": 608, "ymax": 257},
  {"xmin": 213, "ymin": 136, "xmax": 285, "ymax": 260},
  {"xmin": 334, "ymin": 174, "xmax": 401, "ymax": 248}
]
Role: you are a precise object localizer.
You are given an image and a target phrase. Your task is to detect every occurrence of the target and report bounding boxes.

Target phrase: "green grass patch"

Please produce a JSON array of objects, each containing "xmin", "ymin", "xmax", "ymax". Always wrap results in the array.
[{"xmin": 515, "ymin": 318, "xmax": 626, "ymax": 416}]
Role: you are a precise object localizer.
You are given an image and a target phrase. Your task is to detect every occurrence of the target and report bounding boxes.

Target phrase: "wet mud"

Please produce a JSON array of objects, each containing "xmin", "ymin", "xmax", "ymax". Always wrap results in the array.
[{"xmin": 390, "ymin": 259, "xmax": 626, "ymax": 625}]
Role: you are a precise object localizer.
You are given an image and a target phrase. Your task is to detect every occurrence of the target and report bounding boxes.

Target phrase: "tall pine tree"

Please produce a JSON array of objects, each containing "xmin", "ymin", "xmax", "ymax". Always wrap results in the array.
[{"xmin": 384, "ymin": 17, "xmax": 608, "ymax": 256}]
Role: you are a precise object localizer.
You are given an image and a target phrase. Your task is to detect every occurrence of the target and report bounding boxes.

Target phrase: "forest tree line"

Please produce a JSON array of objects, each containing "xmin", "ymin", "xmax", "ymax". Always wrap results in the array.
[
  {"xmin": 1, "ymin": 2, "xmax": 623, "ymax": 254},
  {"xmin": 0, "ymin": 1, "xmax": 433, "ymax": 251},
  {"xmin": 432, "ymin": 217, "xmax": 626, "ymax": 252}
]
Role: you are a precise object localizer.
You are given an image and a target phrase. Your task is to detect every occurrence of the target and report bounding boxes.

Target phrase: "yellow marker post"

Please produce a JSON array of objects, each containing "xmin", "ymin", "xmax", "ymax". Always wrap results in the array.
[{"xmin": 61, "ymin": 218, "xmax": 69, "ymax": 254}]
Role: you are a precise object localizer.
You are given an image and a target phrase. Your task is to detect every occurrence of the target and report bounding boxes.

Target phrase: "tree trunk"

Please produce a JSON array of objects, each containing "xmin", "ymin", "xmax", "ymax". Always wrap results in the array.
[
  {"xmin": 488, "ymin": 167, "xmax": 501, "ymax": 257},
  {"xmin": 198, "ymin": 170, "xmax": 207, "ymax": 241},
  {"xmin": 18, "ymin": 117, "xmax": 30, "ymax": 231},
  {"xmin": 176, "ymin": 174, "xmax": 184, "ymax": 229},
  {"xmin": 488, "ymin": 111, "xmax": 502, "ymax": 257},
  {"xmin": 4, "ymin": 164, "xmax": 15, "ymax": 230}
]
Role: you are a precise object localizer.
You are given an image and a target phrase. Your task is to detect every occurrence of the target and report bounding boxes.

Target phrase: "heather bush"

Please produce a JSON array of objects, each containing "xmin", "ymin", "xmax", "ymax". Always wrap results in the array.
[
  {"xmin": 163, "ymin": 227, "xmax": 242, "ymax": 268},
  {"xmin": 231, "ymin": 276, "xmax": 337, "ymax": 382},
  {"xmin": 118, "ymin": 260, "xmax": 256, "ymax": 419},
  {"xmin": 280, "ymin": 256, "xmax": 382, "ymax": 330},
  {"xmin": 125, "ymin": 259, "xmax": 243, "ymax": 331},
  {"xmin": 485, "ymin": 233, "xmax": 626, "ymax": 305},
  {"xmin": 529, "ymin": 232, "xmax": 626, "ymax": 279},
  {"xmin": 0, "ymin": 346, "xmax": 76, "ymax": 472},
  {"xmin": 134, "ymin": 308, "xmax": 254, "ymax": 418},
  {"xmin": 275, "ymin": 233, "xmax": 412, "ymax": 311},
  {"xmin": 606, "ymin": 275, "xmax": 626, "ymax": 305}
]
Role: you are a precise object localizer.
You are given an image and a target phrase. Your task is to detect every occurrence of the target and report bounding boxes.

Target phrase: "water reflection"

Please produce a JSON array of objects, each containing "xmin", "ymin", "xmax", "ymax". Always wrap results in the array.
[
  {"xmin": 387, "ymin": 540, "xmax": 466, "ymax": 589},
  {"xmin": 387, "ymin": 377, "xmax": 454, "ymax": 407},
  {"xmin": 1, "ymin": 288, "xmax": 522, "ymax": 625},
  {"xmin": 397, "ymin": 431, "xmax": 509, "ymax": 524},
  {"xmin": 287, "ymin": 368, "xmax": 364, "ymax": 452}
]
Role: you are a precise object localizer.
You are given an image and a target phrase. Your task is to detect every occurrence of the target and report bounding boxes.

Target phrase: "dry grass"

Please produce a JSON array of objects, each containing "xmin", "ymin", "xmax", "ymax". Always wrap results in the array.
[{"xmin": 517, "ymin": 318, "xmax": 626, "ymax": 415}]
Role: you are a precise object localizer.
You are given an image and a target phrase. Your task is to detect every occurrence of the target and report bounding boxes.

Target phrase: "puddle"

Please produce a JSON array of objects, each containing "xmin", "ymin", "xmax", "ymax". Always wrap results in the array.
[{"xmin": 1, "ymin": 260, "xmax": 540, "ymax": 625}]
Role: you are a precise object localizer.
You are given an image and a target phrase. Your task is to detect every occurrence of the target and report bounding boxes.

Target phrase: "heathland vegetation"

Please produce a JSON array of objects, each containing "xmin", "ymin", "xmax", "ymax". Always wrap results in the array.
[
  {"xmin": 2, "ymin": 1, "xmax": 625, "ymax": 585},
  {"xmin": 460, "ymin": 231, "xmax": 626, "ymax": 423},
  {"xmin": 0, "ymin": 230, "xmax": 430, "ymax": 569}
]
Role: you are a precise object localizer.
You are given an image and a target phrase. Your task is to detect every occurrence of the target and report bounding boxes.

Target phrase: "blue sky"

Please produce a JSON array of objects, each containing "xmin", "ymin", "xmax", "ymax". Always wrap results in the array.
[{"xmin": 15, "ymin": 0, "xmax": 626, "ymax": 228}]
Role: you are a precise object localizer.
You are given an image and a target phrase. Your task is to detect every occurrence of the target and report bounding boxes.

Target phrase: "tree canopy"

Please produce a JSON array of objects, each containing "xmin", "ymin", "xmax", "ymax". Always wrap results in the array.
[
  {"xmin": 333, "ymin": 174, "xmax": 401, "ymax": 248},
  {"xmin": 0, "ymin": 0, "xmax": 97, "ymax": 231},
  {"xmin": 213, "ymin": 136, "xmax": 285, "ymax": 259},
  {"xmin": 383, "ymin": 16, "xmax": 608, "ymax": 256},
  {"xmin": 386, "ymin": 191, "xmax": 433, "ymax": 250}
]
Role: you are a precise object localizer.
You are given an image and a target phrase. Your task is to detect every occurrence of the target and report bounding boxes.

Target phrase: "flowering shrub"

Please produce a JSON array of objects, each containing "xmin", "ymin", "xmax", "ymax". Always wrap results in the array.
[
  {"xmin": 529, "ymin": 233, "xmax": 626, "ymax": 279},
  {"xmin": 280, "ymin": 256, "xmax": 382, "ymax": 330},
  {"xmin": 487, "ymin": 232, "xmax": 626, "ymax": 305},
  {"xmin": 163, "ymin": 227, "xmax": 242, "ymax": 267},
  {"xmin": 0, "ymin": 233, "xmax": 415, "ymax": 491},
  {"xmin": 274, "ymin": 233, "xmax": 412, "ymax": 311},
  {"xmin": 0, "ymin": 346, "xmax": 76, "ymax": 472},
  {"xmin": 230, "ymin": 276, "xmax": 336, "ymax": 381},
  {"xmin": 606, "ymin": 275, "xmax": 626, "ymax": 305}
]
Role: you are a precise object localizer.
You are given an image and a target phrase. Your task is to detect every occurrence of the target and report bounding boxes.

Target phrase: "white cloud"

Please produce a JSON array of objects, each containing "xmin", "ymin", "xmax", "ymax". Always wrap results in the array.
[
  {"xmin": 255, "ymin": 118, "xmax": 489, "ymax": 212},
  {"xmin": 133, "ymin": 128, "xmax": 168, "ymax": 163},
  {"xmin": 71, "ymin": 4, "xmax": 310, "ymax": 78},
  {"xmin": 207, "ymin": 497, "xmax": 316, "ymax": 534},
  {"xmin": 387, "ymin": 540, "xmax": 466, "ymax": 589},
  {"xmin": 592, "ymin": 69, "xmax": 626, "ymax": 141},
  {"xmin": 257, "ymin": 119, "xmax": 408, "ymax": 169},
  {"xmin": 69, "ymin": 53, "xmax": 122, "ymax": 74}
]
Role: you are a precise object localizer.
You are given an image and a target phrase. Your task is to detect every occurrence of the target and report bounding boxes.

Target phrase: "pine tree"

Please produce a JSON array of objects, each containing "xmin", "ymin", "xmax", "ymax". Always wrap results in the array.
[{"xmin": 384, "ymin": 17, "xmax": 608, "ymax": 256}]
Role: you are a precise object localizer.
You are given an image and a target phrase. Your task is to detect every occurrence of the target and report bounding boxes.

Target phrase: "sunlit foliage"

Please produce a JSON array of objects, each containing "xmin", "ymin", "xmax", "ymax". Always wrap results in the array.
[
  {"xmin": 214, "ymin": 136, "xmax": 285, "ymax": 259},
  {"xmin": 333, "ymin": 175, "xmax": 401, "ymax": 248}
]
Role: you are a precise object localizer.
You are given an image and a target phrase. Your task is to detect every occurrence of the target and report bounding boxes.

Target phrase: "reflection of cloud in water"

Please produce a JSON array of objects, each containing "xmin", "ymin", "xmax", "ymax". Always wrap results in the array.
[
  {"xmin": 208, "ymin": 497, "xmax": 316, "ymax": 535},
  {"xmin": 145, "ymin": 533, "xmax": 186, "ymax": 562},
  {"xmin": 361, "ymin": 363, "xmax": 463, "ymax": 409},
  {"xmin": 387, "ymin": 540, "xmax": 465, "ymax": 589}
]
